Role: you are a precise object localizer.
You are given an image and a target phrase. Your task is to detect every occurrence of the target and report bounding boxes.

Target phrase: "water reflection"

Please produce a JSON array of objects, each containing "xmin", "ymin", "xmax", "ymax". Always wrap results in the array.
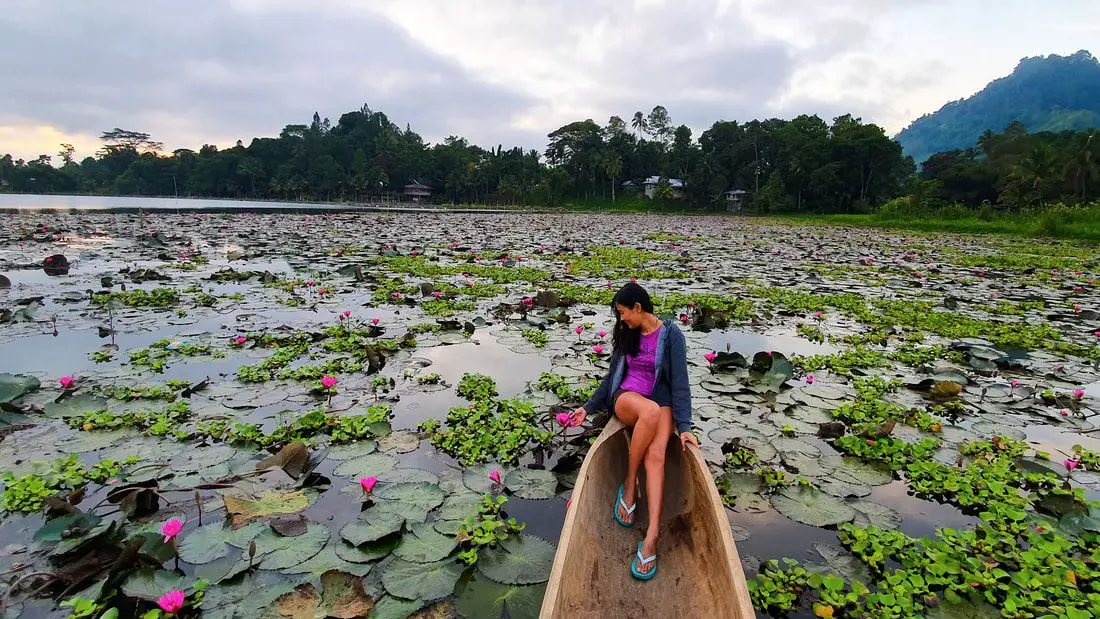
[{"xmin": 706, "ymin": 329, "xmax": 837, "ymax": 358}]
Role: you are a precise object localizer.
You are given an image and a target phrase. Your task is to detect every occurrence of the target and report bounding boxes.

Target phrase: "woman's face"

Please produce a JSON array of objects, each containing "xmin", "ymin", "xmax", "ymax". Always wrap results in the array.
[{"xmin": 615, "ymin": 303, "xmax": 645, "ymax": 328}]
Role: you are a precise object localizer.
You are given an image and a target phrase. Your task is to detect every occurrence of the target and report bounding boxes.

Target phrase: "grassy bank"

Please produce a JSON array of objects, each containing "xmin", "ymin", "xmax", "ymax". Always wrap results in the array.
[{"xmin": 761, "ymin": 205, "xmax": 1100, "ymax": 243}]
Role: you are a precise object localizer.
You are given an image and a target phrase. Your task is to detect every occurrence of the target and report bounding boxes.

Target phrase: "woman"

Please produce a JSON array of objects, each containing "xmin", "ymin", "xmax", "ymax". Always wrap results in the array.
[{"xmin": 569, "ymin": 282, "xmax": 697, "ymax": 581}]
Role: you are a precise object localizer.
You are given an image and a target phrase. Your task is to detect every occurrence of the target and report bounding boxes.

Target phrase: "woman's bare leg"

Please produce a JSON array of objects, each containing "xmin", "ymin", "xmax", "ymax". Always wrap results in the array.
[
  {"xmin": 613, "ymin": 392, "xmax": 661, "ymax": 524},
  {"xmin": 638, "ymin": 406, "xmax": 673, "ymax": 574}
]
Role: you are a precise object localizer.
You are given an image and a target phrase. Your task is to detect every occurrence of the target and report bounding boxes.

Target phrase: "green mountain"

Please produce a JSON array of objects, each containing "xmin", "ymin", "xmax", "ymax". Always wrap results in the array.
[{"xmin": 895, "ymin": 50, "xmax": 1100, "ymax": 164}]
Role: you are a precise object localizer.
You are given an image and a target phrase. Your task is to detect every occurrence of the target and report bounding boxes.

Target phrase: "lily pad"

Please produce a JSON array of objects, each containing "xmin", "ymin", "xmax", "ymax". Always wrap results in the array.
[
  {"xmin": 332, "ymin": 453, "xmax": 398, "ymax": 479},
  {"xmin": 249, "ymin": 523, "xmax": 331, "ymax": 571},
  {"xmin": 223, "ymin": 490, "xmax": 310, "ymax": 526},
  {"xmin": 848, "ymin": 499, "xmax": 903, "ymax": 529},
  {"xmin": 0, "ymin": 374, "xmax": 40, "ymax": 404},
  {"xmin": 121, "ymin": 568, "xmax": 188, "ymax": 601},
  {"xmin": 503, "ymin": 468, "xmax": 558, "ymax": 499},
  {"xmin": 770, "ymin": 487, "xmax": 857, "ymax": 527},
  {"xmin": 476, "ymin": 535, "xmax": 556, "ymax": 585},
  {"xmin": 813, "ymin": 543, "xmax": 872, "ymax": 585},
  {"xmin": 381, "ymin": 558, "xmax": 466, "ymax": 602},
  {"xmin": 377, "ymin": 430, "xmax": 421, "ymax": 454},
  {"xmin": 455, "ymin": 574, "xmax": 546, "ymax": 619},
  {"xmin": 326, "ymin": 441, "xmax": 378, "ymax": 460},
  {"xmin": 178, "ymin": 522, "xmax": 267, "ymax": 564},
  {"xmin": 392, "ymin": 522, "xmax": 459, "ymax": 563},
  {"xmin": 273, "ymin": 570, "xmax": 374, "ymax": 618},
  {"xmin": 340, "ymin": 506, "xmax": 405, "ymax": 546},
  {"xmin": 374, "ymin": 482, "xmax": 445, "ymax": 513},
  {"xmin": 279, "ymin": 545, "xmax": 373, "ymax": 577},
  {"xmin": 335, "ymin": 537, "xmax": 399, "ymax": 564},
  {"xmin": 462, "ymin": 463, "xmax": 508, "ymax": 494},
  {"xmin": 369, "ymin": 595, "xmax": 428, "ymax": 619}
]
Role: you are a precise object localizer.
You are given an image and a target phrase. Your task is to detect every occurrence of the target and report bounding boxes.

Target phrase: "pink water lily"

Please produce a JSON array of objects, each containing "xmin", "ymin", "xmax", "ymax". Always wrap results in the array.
[
  {"xmin": 1060, "ymin": 409, "xmax": 1070, "ymax": 417},
  {"xmin": 161, "ymin": 518, "xmax": 183, "ymax": 543},
  {"xmin": 704, "ymin": 351, "xmax": 717, "ymax": 364},
  {"xmin": 1065, "ymin": 459, "xmax": 1080, "ymax": 471},
  {"xmin": 806, "ymin": 375, "xmax": 815, "ymax": 385},
  {"xmin": 1074, "ymin": 305, "xmax": 1082, "ymax": 312},
  {"xmin": 433, "ymin": 291, "xmax": 442, "ymax": 298},
  {"xmin": 598, "ymin": 331, "xmax": 607, "ymax": 338},
  {"xmin": 592, "ymin": 345, "xmax": 604, "ymax": 354},
  {"xmin": 679, "ymin": 313, "xmax": 689, "ymax": 323},
  {"xmin": 321, "ymin": 375, "xmax": 337, "ymax": 389},
  {"xmin": 157, "ymin": 590, "xmax": 185, "ymax": 614},
  {"xmin": 489, "ymin": 469, "xmax": 502, "ymax": 484},
  {"xmin": 59, "ymin": 376, "xmax": 74, "ymax": 390},
  {"xmin": 631, "ymin": 278, "xmax": 637, "ymax": 283},
  {"xmin": 575, "ymin": 326, "xmax": 584, "ymax": 335},
  {"xmin": 555, "ymin": 412, "xmax": 574, "ymax": 427},
  {"xmin": 1074, "ymin": 389, "xmax": 1085, "ymax": 398},
  {"xmin": 372, "ymin": 317, "xmax": 380, "ymax": 325},
  {"xmin": 1074, "ymin": 286, "xmax": 1083, "ymax": 293},
  {"xmin": 234, "ymin": 336, "xmax": 247, "ymax": 345},
  {"xmin": 359, "ymin": 476, "xmax": 377, "ymax": 495},
  {"xmin": 342, "ymin": 310, "xmax": 351, "ymax": 318}
]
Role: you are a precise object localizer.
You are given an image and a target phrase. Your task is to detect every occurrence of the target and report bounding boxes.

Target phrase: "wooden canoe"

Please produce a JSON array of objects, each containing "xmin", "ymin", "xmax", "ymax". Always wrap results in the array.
[{"xmin": 540, "ymin": 417, "xmax": 756, "ymax": 619}]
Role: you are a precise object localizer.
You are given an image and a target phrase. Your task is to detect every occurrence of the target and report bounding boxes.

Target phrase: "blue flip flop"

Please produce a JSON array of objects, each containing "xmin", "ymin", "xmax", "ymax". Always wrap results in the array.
[
  {"xmin": 631, "ymin": 540, "xmax": 657, "ymax": 581},
  {"xmin": 613, "ymin": 484, "xmax": 636, "ymax": 527}
]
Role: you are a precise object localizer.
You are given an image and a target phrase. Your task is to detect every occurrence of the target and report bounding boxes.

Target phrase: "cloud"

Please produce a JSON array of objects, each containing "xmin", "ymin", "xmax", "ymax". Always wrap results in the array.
[
  {"xmin": 0, "ymin": 0, "xmax": 536, "ymax": 157},
  {"xmin": 1, "ymin": 0, "xmax": 1098, "ymax": 160}
]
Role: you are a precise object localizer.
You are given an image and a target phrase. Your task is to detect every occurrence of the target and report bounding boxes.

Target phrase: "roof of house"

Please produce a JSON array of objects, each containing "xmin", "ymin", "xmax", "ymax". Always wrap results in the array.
[
  {"xmin": 642, "ymin": 176, "xmax": 684, "ymax": 188},
  {"xmin": 725, "ymin": 189, "xmax": 748, "ymax": 195},
  {"xmin": 404, "ymin": 180, "xmax": 432, "ymax": 190}
]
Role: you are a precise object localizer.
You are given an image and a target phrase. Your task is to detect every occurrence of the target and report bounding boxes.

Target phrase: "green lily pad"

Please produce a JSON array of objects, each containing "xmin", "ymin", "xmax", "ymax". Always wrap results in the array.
[
  {"xmin": 43, "ymin": 393, "xmax": 107, "ymax": 418},
  {"xmin": 179, "ymin": 522, "xmax": 266, "ymax": 565},
  {"xmin": 503, "ymin": 468, "xmax": 558, "ymax": 499},
  {"xmin": 455, "ymin": 573, "xmax": 546, "ymax": 619},
  {"xmin": 0, "ymin": 374, "xmax": 40, "ymax": 404},
  {"xmin": 463, "ymin": 463, "xmax": 508, "ymax": 494},
  {"xmin": 335, "ymin": 537, "xmax": 399, "ymax": 564},
  {"xmin": 812, "ymin": 543, "xmax": 872, "ymax": 585},
  {"xmin": 848, "ymin": 499, "xmax": 903, "ymax": 529},
  {"xmin": 476, "ymin": 535, "xmax": 556, "ymax": 585},
  {"xmin": 381, "ymin": 557, "xmax": 466, "ymax": 602},
  {"xmin": 326, "ymin": 441, "xmax": 378, "ymax": 460},
  {"xmin": 770, "ymin": 487, "xmax": 857, "ymax": 527},
  {"xmin": 249, "ymin": 523, "xmax": 330, "ymax": 570},
  {"xmin": 437, "ymin": 492, "xmax": 484, "ymax": 521},
  {"xmin": 369, "ymin": 595, "xmax": 427, "ymax": 619},
  {"xmin": 340, "ymin": 507, "xmax": 405, "ymax": 546},
  {"xmin": 332, "ymin": 453, "xmax": 398, "ymax": 479},
  {"xmin": 121, "ymin": 568, "xmax": 188, "ymax": 601},
  {"xmin": 374, "ymin": 482, "xmax": 445, "ymax": 513},
  {"xmin": 392, "ymin": 522, "xmax": 459, "ymax": 563},
  {"xmin": 279, "ymin": 545, "xmax": 373, "ymax": 577}
]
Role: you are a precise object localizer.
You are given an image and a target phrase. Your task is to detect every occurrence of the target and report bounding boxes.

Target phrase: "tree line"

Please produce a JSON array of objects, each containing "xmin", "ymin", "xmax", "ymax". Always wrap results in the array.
[{"xmin": 1, "ymin": 103, "xmax": 1094, "ymax": 213}]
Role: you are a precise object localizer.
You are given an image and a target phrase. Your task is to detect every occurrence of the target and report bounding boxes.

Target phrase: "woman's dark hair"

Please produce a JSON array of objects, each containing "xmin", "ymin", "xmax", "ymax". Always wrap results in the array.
[{"xmin": 611, "ymin": 283, "xmax": 654, "ymax": 356}]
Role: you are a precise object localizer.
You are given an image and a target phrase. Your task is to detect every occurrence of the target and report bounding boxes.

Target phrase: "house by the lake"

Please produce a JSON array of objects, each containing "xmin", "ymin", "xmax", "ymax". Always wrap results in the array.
[
  {"xmin": 642, "ymin": 176, "xmax": 685, "ymax": 199},
  {"xmin": 725, "ymin": 189, "xmax": 748, "ymax": 212},
  {"xmin": 403, "ymin": 181, "xmax": 432, "ymax": 202}
]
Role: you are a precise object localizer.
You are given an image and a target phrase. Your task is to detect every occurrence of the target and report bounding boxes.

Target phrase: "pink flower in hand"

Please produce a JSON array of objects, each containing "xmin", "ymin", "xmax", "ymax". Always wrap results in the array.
[
  {"xmin": 592, "ymin": 345, "xmax": 604, "ymax": 354},
  {"xmin": 704, "ymin": 351, "xmax": 717, "ymax": 364},
  {"xmin": 555, "ymin": 412, "xmax": 573, "ymax": 427},
  {"xmin": 321, "ymin": 375, "xmax": 337, "ymax": 389},
  {"xmin": 489, "ymin": 469, "xmax": 502, "ymax": 484},
  {"xmin": 157, "ymin": 590, "xmax": 186, "ymax": 614},
  {"xmin": 59, "ymin": 376, "xmax": 74, "ymax": 390},
  {"xmin": 359, "ymin": 476, "xmax": 377, "ymax": 495},
  {"xmin": 161, "ymin": 518, "xmax": 183, "ymax": 543},
  {"xmin": 1065, "ymin": 459, "xmax": 1080, "ymax": 471}
]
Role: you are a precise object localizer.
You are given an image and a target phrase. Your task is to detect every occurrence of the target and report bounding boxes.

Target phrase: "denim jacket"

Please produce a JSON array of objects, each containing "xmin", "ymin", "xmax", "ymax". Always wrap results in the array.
[{"xmin": 582, "ymin": 319, "xmax": 693, "ymax": 434}]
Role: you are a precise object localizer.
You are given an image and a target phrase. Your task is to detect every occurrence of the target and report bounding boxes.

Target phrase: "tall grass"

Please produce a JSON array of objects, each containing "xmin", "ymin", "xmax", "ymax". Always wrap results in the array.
[{"xmin": 764, "ymin": 201, "xmax": 1100, "ymax": 242}]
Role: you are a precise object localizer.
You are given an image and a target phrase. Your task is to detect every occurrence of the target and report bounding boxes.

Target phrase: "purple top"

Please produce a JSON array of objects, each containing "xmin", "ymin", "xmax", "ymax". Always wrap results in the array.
[{"xmin": 620, "ymin": 326, "xmax": 662, "ymax": 397}]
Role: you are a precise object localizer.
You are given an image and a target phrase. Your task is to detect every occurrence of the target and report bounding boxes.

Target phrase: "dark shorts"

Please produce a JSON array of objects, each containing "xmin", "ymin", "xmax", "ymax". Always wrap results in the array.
[{"xmin": 612, "ymin": 388, "xmax": 673, "ymax": 411}]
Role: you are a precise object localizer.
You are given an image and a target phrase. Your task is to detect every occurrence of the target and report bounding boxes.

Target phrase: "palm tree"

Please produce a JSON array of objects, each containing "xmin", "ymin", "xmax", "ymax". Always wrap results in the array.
[
  {"xmin": 1011, "ymin": 143, "xmax": 1058, "ymax": 208},
  {"xmin": 631, "ymin": 112, "xmax": 647, "ymax": 137},
  {"xmin": 603, "ymin": 152, "xmax": 623, "ymax": 203},
  {"xmin": 1063, "ymin": 132, "xmax": 1097, "ymax": 202}
]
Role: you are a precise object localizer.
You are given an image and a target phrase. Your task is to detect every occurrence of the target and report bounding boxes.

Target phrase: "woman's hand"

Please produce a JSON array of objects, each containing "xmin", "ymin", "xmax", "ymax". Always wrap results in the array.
[
  {"xmin": 680, "ymin": 431, "xmax": 699, "ymax": 451},
  {"xmin": 570, "ymin": 407, "xmax": 587, "ymax": 427}
]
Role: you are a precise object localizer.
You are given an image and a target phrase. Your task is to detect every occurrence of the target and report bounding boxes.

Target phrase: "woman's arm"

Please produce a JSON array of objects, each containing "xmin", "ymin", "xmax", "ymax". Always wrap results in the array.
[
  {"xmin": 668, "ymin": 327, "xmax": 693, "ymax": 434},
  {"xmin": 582, "ymin": 352, "xmax": 616, "ymax": 414}
]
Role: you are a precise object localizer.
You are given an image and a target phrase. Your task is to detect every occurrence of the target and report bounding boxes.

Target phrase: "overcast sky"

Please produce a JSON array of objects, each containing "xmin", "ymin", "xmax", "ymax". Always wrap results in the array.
[{"xmin": 1, "ymin": 0, "xmax": 1098, "ymax": 161}]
